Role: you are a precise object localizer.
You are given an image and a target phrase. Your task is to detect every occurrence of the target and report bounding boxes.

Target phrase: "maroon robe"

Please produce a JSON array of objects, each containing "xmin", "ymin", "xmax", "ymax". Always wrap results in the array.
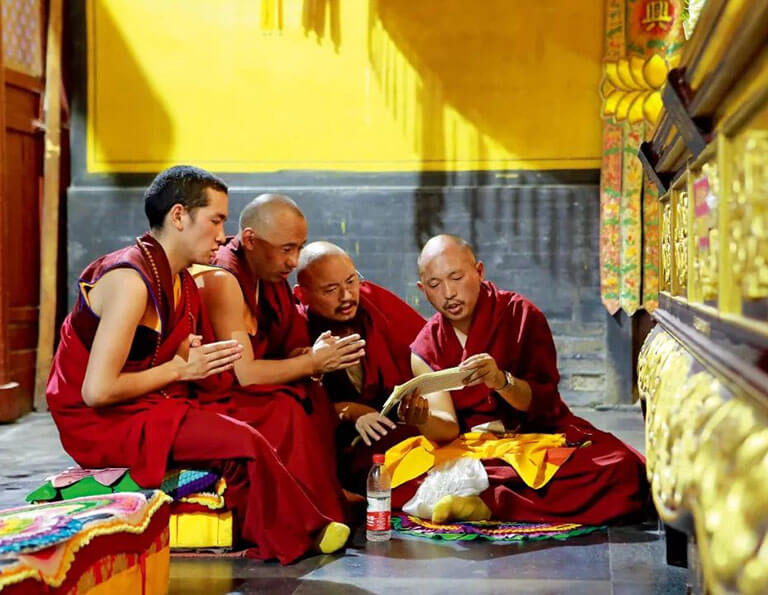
[
  {"xmin": 404, "ymin": 281, "xmax": 648, "ymax": 525},
  {"xmin": 205, "ymin": 236, "xmax": 347, "ymax": 522},
  {"xmin": 47, "ymin": 234, "xmax": 334, "ymax": 564},
  {"xmin": 300, "ymin": 281, "xmax": 426, "ymax": 493}
]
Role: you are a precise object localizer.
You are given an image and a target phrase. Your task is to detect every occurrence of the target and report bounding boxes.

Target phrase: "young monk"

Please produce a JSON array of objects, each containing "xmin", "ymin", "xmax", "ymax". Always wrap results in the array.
[
  {"xmin": 47, "ymin": 166, "xmax": 349, "ymax": 564},
  {"xmin": 394, "ymin": 233, "xmax": 648, "ymax": 525},
  {"xmin": 293, "ymin": 241, "xmax": 429, "ymax": 493},
  {"xmin": 195, "ymin": 195, "xmax": 363, "ymax": 521}
]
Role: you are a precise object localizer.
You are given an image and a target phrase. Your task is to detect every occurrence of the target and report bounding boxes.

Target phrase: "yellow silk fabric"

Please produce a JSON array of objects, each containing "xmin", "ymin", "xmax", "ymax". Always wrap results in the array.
[{"xmin": 385, "ymin": 432, "xmax": 575, "ymax": 490}]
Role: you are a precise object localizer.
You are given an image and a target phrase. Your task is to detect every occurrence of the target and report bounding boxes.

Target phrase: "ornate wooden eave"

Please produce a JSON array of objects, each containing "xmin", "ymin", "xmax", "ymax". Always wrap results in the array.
[{"xmin": 638, "ymin": 0, "xmax": 768, "ymax": 187}]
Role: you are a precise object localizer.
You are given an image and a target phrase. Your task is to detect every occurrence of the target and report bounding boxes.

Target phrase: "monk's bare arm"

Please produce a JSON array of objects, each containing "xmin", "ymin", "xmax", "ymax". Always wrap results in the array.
[
  {"xmin": 495, "ymin": 374, "xmax": 533, "ymax": 413},
  {"xmin": 410, "ymin": 353, "xmax": 460, "ymax": 443},
  {"xmin": 81, "ymin": 269, "xmax": 240, "ymax": 407},
  {"xmin": 196, "ymin": 270, "xmax": 319, "ymax": 385}
]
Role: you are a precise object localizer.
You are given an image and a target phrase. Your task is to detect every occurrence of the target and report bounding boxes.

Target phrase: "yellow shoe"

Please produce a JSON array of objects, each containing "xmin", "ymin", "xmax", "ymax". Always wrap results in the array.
[
  {"xmin": 431, "ymin": 495, "xmax": 492, "ymax": 523},
  {"xmin": 315, "ymin": 521, "xmax": 350, "ymax": 554}
]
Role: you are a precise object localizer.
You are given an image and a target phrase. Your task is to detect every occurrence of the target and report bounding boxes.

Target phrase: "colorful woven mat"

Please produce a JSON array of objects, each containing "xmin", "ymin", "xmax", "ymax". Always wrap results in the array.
[
  {"xmin": 26, "ymin": 468, "xmax": 220, "ymax": 504},
  {"xmin": 161, "ymin": 469, "xmax": 219, "ymax": 500},
  {"xmin": 391, "ymin": 514, "xmax": 605, "ymax": 542},
  {"xmin": 0, "ymin": 491, "xmax": 170, "ymax": 590}
]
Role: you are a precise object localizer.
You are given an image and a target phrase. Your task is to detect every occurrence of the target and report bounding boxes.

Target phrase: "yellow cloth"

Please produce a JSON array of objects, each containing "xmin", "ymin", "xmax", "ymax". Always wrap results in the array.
[{"xmin": 385, "ymin": 432, "xmax": 574, "ymax": 490}]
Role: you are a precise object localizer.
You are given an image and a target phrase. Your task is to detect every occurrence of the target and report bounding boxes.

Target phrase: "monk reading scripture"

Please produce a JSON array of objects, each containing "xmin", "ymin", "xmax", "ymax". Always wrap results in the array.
[
  {"xmin": 294, "ymin": 241, "xmax": 429, "ymax": 493},
  {"xmin": 195, "ymin": 195, "xmax": 364, "ymax": 521},
  {"xmin": 392, "ymin": 234, "xmax": 648, "ymax": 525},
  {"xmin": 46, "ymin": 166, "xmax": 349, "ymax": 564}
]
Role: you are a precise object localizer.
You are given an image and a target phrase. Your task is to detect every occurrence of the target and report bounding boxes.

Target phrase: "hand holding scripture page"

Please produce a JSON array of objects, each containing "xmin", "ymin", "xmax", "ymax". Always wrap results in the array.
[
  {"xmin": 351, "ymin": 367, "xmax": 471, "ymax": 447},
  {"xmin": 380, "ymin": 367, "xmax": 472, "ymax": 417}
]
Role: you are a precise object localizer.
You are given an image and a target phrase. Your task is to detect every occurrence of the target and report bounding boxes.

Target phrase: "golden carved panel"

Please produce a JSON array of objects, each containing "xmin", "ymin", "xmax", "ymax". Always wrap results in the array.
[
  {"xmin": 674, "ymin": 188, "xmax": 689, "ymax": 295},
  {"xmin": 638, "ymin": 329, "xmax": 768, "ymax": 594},
  {"xmin": 730, "ymin": 130, "xmax": 768, "ymax": 302},
  {"xmin": 692, "ymin": 162, "xmax": 719, "ymax": 302},
  {"xmin": 661, "ymin": 201, "xmax": 673, "ymax": 292}
]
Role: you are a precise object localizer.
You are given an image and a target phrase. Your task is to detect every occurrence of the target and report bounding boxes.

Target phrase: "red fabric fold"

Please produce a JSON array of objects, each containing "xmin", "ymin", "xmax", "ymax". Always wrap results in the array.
[
  {"xmin": 47, "ymin": 234, "xmax": 213, "ymax": 488},
  {"xmin": 205, "ymin": 236, "xmax": 348, "ymax": 523},
  {"xmin": 407, "ymin": 281, "xmax": 648, "ymax": 524},
  {"xmin": 299, "ymin": 281, "xmax": 425, "ymax": 494},
  {"xmin": 46, "ymin": 235, "xmax": 335, "ymax": 564}
]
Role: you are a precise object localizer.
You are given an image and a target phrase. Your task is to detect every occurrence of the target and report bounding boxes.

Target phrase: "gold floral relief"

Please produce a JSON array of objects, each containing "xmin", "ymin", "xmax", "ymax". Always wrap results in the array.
[
  {"xmin": 692, "ymin": 162, "xmax": 719, "ymax": 301},
  {"xmin": 674, "ymin": 189, "xmax": 689, "ymax": 295},
  {"xmin": 661, "ymin": 201, "xmax": 673, "ymax": 291},
  {"xmin": 637, "ymin": 327, "xmax": 768, "ymax": 595},
  {"xmin": 731, "ymin": 131, "xmax": 768, "ymax": 301}
]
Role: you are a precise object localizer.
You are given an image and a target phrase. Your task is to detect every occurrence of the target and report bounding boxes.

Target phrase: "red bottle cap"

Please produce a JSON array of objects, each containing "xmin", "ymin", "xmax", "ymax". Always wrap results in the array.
[{"xmin": 373, "ymin": 454, "xmax": 385, "ymax": 464}]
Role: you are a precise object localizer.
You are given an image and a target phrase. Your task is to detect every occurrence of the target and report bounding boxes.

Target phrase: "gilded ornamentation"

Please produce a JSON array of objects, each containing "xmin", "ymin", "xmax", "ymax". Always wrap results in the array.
[
  {"xmin": 599, "ymin": 0, "xmax": 683, "ymax": 316},
  {"xmin": 674, "ymin": 189, "xmax": 689, "ymax": 294},
  {"xmin": 638, "ymin": 329, "xmax": 768, "ymax": 594},
  {"xmin": 730, "ymin": 131, "xmax": 768, "ymax": 301},
  {"xmin": 661, "ymin": 201, "xmax": 673, "ymax": 291},
  {"xmin": 600, "ymin": 54, "xmax": 670, "ymax": 125},
  {"xmin": 692, "ymin": 162, "xmax": 719, "ymax": 301}
]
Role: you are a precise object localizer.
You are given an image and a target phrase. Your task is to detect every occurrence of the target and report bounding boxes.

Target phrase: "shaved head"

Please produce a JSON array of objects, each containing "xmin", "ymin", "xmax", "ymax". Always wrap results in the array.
[
  {"xmin": 418, "ymin": 234, "xmax": 476, "ymax": 276},
  {"xmin": 296, "ymin": 241, "xmax": 352, "ymax": 286},
  {"xmin": 239, "ymin": 193, "xmax": 305, "ymax": 236},
  {"xmin": 237, "ymin": 193, "xmax": 307, "ymax": 282},
  {"xmin": 417, "ymin": 234, "xmax": 483, "ymax": 333},
  {"xmin": 295, "ymin": 241, "xmax": 360, "ymax": 321}
]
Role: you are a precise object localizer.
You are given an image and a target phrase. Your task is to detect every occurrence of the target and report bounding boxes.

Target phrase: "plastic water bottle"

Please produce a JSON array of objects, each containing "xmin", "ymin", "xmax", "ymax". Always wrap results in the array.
[{"xmin": 366, "ymin": 453, "xmax": 391, "ymax": 542}]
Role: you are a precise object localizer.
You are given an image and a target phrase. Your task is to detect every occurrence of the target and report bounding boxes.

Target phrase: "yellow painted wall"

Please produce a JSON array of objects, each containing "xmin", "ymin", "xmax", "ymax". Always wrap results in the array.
[{"xmin": 87, "ymin": 0, "xmax": 605, "ymax": 173}]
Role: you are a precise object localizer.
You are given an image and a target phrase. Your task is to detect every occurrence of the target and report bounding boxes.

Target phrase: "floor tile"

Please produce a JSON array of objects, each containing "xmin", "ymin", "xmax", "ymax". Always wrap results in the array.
[{"xmin": 297, "ymin": 577, "xmax": 613, "ymax": 595}]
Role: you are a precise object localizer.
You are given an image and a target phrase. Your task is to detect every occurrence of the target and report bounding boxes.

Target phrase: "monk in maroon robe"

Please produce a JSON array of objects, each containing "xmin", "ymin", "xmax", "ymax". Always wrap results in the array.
[
  {"xmin": 294, "ymin": 241, "xmax": 428, "ymax": 493},
  {"xmin": 396, "ymin": 234, "xmax": 648, "ymax": 525},
  {"xmin": 47, "ymin": 167, "xmax": 348, "ymax": 564},
  {"xmin": 195, "ymin": 195, "xmax": 365, "ymax": 522}
]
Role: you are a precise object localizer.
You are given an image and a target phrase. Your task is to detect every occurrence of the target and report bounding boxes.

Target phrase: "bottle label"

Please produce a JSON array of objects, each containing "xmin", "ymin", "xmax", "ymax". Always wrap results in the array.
[{"xmin": 366, "ymin": 496, "xmax": 390, "ymax": 531}]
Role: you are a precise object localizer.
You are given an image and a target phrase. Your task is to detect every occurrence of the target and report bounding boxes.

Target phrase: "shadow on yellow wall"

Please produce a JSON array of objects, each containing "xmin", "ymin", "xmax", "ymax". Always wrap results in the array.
[
  {"xmin": 368, "ymin": 0, "xmax": 604, "ymax": 170},
  {"xmin": 86, "ymin": 0, "xmax": 603, "ymax": 174},
  {"xmin": 87, "ymin": 1, "xmax": 174, "ymax": 173},
  {"xmin": 303, "ymin": 0, "xmax": 341, "ymax": 52}
]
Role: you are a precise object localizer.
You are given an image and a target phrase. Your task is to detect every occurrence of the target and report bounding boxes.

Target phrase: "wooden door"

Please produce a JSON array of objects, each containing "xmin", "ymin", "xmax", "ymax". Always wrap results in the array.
[{"xmin": 0, "ymin": 0, "xmax": 45, "ymax": 421}]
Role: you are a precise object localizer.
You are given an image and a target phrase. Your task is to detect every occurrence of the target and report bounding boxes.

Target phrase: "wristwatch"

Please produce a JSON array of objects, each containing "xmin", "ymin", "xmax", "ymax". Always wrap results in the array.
[{"xmin": 498, "ymin": 370, "xmax": 513, "ymax": 391}]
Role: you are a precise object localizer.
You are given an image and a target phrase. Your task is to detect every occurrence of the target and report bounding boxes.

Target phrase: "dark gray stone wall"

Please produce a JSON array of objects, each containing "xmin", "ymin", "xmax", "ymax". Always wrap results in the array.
[{"xmin": 67, "ymin": 176, "xmax": 630, "ymax": 405}]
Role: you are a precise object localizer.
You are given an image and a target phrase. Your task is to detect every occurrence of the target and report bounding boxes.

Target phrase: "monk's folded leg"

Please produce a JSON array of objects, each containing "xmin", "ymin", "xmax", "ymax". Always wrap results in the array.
[
  {"xmin": 481, "ymin": 434, "xmax": 648, "ymax": 525},
  {"xmin": 221, "ymin": 390, "xmax": 347, "ymax": 523},
  {"xmin": 171, "ymin": 408, "xmax": 346, "ymax": 565}
]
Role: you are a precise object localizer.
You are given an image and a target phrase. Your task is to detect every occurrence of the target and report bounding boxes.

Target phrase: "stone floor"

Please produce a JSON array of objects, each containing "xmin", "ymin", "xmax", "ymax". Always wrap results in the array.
[{"xmin": 0, "ymin": 407, "xmax": 687, "ymax": 594}]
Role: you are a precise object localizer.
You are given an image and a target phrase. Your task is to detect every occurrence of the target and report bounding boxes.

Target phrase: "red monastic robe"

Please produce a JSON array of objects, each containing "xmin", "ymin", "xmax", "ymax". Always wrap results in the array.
[
  {"xmin": 205, "ymin": 237, "xmax": 347, "ymax": 522},
  {"xmin": 47, "ymin": 234, "xmax": 334, "ymax": 564},
  {"xmin": 300, "ymin": 281, "xmax": 426, "ymax": 493},
  {"xmin": 405, "ymin": 281, "xmax": 648, "ymax": 524}
]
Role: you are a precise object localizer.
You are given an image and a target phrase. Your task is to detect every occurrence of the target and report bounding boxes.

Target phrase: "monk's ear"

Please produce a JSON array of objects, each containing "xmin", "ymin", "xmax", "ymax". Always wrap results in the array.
[
  {"xmin": 476, "ymin": 260, "xmax": 485, "ymax": 280},
  {"xmin": 241, "ymin": 228, "xmax": 256, "ymax": 249},
  {"xmin": 416, "ymin": 279, "xmax": 425, "ymax": 293},
  {"xmin": 293, "ymin": 284, "xmax": 305, "ymax": 303},
  {"xmin": 168, "ymin": 203, "xmax": 186, "ymax": 231}
]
